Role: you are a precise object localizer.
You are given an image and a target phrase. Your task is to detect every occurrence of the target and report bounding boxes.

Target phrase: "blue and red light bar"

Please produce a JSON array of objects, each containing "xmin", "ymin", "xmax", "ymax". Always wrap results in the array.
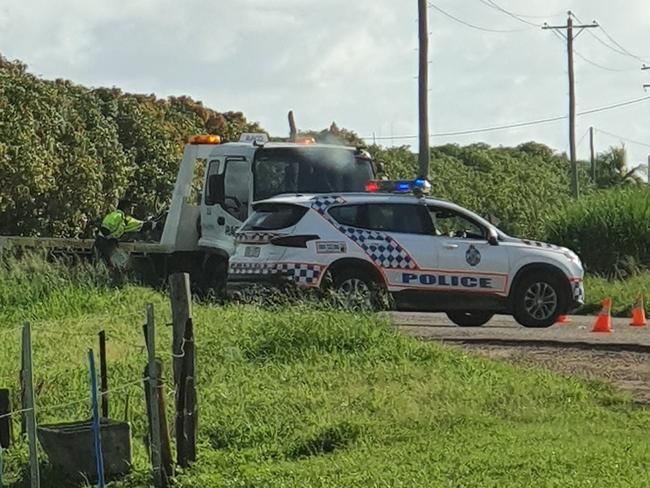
[{"xmin": 365, "ymin": 178, "xmax": 431, "ymax": 194}]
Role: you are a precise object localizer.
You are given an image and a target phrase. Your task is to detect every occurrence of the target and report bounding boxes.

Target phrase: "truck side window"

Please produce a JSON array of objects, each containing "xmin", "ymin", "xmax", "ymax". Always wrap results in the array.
[
  {"xmin": 204, "ymin": 160, "xmax": 221, "ymax": 206},
  {"xmin": 223, "ymin": 158, "xmax": 249, "ymax": 222}
]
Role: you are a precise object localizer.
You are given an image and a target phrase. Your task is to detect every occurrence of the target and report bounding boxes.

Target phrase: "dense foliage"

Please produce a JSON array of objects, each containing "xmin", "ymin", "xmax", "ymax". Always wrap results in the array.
[
  {"xmin": 545, "ymin": 188, "xmax": 650, "ymax": 277},
  {"xmin": 0, "ymin": 56, "xmax": 262, "ymax": 237}
]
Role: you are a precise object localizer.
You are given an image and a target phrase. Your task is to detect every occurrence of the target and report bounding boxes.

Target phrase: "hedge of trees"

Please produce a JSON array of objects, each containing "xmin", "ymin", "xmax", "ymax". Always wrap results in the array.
[
  {"xmin": 0, "ymin": 56, "xmax": 262, "ymax": 237},
  {"xmin": 2, "ymin": 55, "xmax": 643, "ymax": 244}
]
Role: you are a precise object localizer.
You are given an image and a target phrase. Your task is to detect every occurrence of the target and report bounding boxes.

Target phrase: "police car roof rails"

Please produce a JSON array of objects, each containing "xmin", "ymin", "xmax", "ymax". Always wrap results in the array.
[{"xmin": 365, "ymin": 178, "xmax": 431, "ymax": 196}]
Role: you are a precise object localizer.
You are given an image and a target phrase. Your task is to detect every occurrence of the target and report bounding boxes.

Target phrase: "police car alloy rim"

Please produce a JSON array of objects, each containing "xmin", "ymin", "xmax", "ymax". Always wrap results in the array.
[
  {"xmin": 523, "ymin": 282, "xmax": 558, "ymax": 320},
  {"xmin": 338, "ymin": 278, "xmax": 372, "ymax": 307}
]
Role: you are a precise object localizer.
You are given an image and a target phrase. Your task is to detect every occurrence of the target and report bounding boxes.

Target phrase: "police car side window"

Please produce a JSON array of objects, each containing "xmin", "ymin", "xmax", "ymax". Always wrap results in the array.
[
  {"xmin": 429, "ymin": 206, "xmax": 486, "ymax": 240},
  {"xmin": 328, "ymin": 204, "xmax": 364, "ymax": 227},
  {"xmin": 367, "ymin": 204, "xmax": 433, "ymax": 234}
]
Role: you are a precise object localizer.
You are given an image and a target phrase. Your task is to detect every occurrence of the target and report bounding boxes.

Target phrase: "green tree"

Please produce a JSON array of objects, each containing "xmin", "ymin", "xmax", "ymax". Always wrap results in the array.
[{"xmin": 594, "ymin": 145, "xmax": 646, "ymax": 188}]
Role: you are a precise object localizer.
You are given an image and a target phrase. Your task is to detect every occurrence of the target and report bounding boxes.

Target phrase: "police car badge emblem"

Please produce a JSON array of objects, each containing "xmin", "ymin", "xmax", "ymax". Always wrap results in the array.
[{"xmin": 466, "ymin": 245, "xmax": 481, "ymax": 266}]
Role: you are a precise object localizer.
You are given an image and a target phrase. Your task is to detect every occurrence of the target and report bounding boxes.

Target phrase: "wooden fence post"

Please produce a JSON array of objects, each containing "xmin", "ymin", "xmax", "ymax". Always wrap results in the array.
[
  {"xmin": 170, "ymin": 273, "xmax": 191, "ymax": 386},
  {"xmin": 21, "ymin": 322, "xmax": 40, "ymax": 488},
  {"xmin": 169, "ymin": 273, "xmax": 196, "ymax": 467},
  {"xmin": 0, "ymin": 390, "xmax": 11, "ymax": 449},
  {"xmin": 19, "ymin": 347, "xmax": 25, "ymax": 436},
  {"xmin": 88, "ymin": 350, "xmax": 106, "ymax": 488},
  {"xmin": 145, "ymin": 305, "xmax": 165, "ymax": 488},
  {"xmin": 99, "ymin": 331, "xmax": 109, "ymax": 418}
]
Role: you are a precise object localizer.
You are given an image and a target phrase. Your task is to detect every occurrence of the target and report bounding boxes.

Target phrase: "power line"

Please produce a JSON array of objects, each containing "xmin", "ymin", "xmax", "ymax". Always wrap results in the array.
[
  {"xmin": 366, "ymin": 95, "xmax": 650, "ymax": 140},
  {"xmin": 596, "ymin": 129, "xmax": 650, "ymax": 149},
  {"xmin": 574, "ymin": 50, "xmax": 635, "ymax": 72},
  {"xmin": 480, "ymin": 2, "xmax": 565, "ymax": 20},
  {"xmin": 478, "ymin": 0, "xmax": 541, "ymax": 27},
  {"xmin": 549, "ymin": 27, "xmax": 632, "ymax": 73},
  {"xmin": 571, "ymin": 12, "xmax": 650, "ymax": 65},
  {"xmin": 428, "ymin": 1, "xmax": 532, "ymax": 33}
]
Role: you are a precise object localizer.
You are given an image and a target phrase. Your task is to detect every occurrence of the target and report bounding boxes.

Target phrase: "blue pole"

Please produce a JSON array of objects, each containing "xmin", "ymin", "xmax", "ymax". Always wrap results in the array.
[{"xmin": 88, "ymin": 350, "xmax": 106, "ymax": 488}]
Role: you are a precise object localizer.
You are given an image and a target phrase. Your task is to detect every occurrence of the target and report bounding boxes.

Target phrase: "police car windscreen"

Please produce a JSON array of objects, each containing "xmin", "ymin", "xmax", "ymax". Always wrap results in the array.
[{"xmin": 253, "ymin": 147, "xmax": 373, "ymax": 200}]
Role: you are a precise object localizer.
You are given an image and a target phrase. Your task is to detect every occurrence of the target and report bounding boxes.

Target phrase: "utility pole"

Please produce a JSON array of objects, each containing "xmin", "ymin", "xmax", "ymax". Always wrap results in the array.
[
  {"xmin": 643, "ymin": 65, "xmax": 650, "ymax": 90},
  {"xmin": 589, "ymin": 126, "xmax": 596, "ymax": 183},
  {"xmin": 543, "ymin": 12, "xmax": 599, "ymax": 199},
  {"xmin": 417, "ymin": 0, "xmax": 430, "ymax": 179}
]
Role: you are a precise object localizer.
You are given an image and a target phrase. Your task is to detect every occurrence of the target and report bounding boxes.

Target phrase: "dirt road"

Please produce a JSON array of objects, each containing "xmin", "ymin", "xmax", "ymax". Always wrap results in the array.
[{"xmin": 390, "ymin": 313, "xmax": 650, "ymax": 405}]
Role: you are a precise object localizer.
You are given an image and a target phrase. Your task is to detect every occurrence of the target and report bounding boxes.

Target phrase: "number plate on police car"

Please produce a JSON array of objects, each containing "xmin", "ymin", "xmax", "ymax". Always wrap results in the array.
[{"xmin": 244, "ymin": 246, "xmax": 260, "ymax": 258}]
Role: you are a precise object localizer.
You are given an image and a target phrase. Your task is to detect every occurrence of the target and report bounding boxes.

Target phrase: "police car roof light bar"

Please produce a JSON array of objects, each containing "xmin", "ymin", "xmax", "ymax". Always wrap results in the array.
[{"xmin": 365, "ymin": 179, "xmax": 431, "ymax": 194}]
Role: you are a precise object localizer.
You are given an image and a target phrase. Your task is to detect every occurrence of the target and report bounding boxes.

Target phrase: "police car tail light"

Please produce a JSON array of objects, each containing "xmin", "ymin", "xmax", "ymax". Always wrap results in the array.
[{"xmin": 270, "ymin": 234, "xmax": 320, "ymax": 248}]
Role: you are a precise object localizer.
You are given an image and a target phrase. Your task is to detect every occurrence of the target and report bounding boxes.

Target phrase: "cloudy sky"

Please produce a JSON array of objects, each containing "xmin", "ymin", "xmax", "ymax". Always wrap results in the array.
[{"xmin": 1, "ymin": 0, "xmax": 649, "ymax": 166}]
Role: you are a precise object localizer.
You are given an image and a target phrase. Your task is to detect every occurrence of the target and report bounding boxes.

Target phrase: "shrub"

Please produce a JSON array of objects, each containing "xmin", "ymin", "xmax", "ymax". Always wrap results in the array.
[{"xmin": 544, "ymin": 188, "xmax": 650, "ymax": 277}]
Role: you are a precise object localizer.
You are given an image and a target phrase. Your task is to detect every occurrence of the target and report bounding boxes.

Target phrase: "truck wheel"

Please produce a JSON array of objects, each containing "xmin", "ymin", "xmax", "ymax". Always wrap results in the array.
[
  {"xmin": 513, "ymin": 272, "xmax": 565, "ymax": 328},
  {"xmin": 446, "ymin": 311, "xmax": 493, "ymax": 327},
  {"xmin": 331, "ymin": 268, "xmax": 387, "ymax": 311}
]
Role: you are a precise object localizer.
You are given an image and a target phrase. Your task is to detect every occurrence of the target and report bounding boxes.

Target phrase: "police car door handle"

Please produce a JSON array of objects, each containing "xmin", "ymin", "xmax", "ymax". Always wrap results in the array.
[{"xmin": 444, "ymin": 243, "xmax": 459, "ymax": 249}]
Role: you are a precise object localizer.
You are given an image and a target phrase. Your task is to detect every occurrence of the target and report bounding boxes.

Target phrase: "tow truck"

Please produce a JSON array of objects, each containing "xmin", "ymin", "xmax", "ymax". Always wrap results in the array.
[{"xmin": 0, "ymin": 133, "xmax": 379, "ymax": 291}]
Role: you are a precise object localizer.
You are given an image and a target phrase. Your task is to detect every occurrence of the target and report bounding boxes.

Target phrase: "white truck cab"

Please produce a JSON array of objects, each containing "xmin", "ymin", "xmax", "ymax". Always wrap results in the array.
[{"xmin": 159, "ymin": 133, "xmax": 377, "ymax": 289}]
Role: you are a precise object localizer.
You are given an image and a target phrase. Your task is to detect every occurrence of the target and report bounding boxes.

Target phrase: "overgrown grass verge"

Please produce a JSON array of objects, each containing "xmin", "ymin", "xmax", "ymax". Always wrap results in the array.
[
  {"xmin": 1, "ymin": 259, "xmax": 650, "ymax": 486},
  {"xmin": 583, "ymin": 272, "xmax": 650, "ymax": 316}
]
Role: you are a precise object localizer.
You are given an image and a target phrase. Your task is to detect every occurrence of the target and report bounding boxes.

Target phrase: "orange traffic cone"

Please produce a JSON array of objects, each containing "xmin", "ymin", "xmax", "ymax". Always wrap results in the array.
[
  {"xmin": 630, "ymin": 294, "xmax": 647, "ymax": 327},
  {"xmin": 592, "ymin": 297, "xmax": 613, "ymax": 333},
  {"xmin": 556, "ymin": 315, "xmax": 571, "ymax": 325}
]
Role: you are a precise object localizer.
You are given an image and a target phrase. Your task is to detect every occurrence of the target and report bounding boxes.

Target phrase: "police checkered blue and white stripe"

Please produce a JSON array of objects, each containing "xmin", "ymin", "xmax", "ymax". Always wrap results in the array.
[
  {"xmin": 310, "ymin": 195, "xmax": 417, "ymax": 270},
  {"xmin": 229, "ymin": 261, "xmax": 324, "ymax": 285},
  {"xmin": 310, "ymin": 196, "xmax": 346, "ymax": 215},
  {"xmin": 235, "ymin": 231, "xmax": 282, "ymax": 244}
]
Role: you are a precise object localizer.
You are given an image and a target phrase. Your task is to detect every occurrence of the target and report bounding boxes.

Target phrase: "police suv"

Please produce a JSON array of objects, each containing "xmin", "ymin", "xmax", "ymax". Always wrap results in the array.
[{"xmin": 227, "ymin": 179, "xmax": 585, "ymax": 328}]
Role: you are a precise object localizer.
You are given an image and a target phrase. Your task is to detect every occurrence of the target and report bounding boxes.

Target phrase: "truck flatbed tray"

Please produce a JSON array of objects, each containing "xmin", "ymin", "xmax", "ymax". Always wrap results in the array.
[{"xmin": 0, "ymin": 237, "xmax": 169, "ymax": 255}]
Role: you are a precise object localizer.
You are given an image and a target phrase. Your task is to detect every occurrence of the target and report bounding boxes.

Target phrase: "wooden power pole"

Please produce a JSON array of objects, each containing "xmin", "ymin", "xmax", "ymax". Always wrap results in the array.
[
  {"xmin": 543, "ymin": 12, "xmax": 598, "ymax": 199},
  {"xmin": 643, "ymin": 64, "xmax": 650, "ymax": 90},
  {"xmin": 589, "ymin": 126, "xmax": 596, "ymax": 183},
  {"xmin": 417, "ymin": 0, "xmax": 430, "ymax": 179}
]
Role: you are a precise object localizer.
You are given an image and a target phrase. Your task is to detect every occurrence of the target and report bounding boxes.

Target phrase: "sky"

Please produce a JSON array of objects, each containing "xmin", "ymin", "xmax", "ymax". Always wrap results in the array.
[{"xmin": 1, "ymin": 0, "xmax": 649, "ymax": 167}]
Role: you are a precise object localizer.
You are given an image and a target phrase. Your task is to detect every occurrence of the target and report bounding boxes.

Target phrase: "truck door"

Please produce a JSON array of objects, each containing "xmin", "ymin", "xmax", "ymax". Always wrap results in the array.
[{"xmin": 200, "ymin": 156, "xmax": 251, "ymax": 254}]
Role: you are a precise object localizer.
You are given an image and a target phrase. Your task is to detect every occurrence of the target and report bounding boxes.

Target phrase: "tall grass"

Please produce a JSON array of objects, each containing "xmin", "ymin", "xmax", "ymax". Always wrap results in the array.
[
  {"xmin": 545, "ymin": 188, "xmax": 650, "ymax": 277},
  {"xmin": 0, "ymin": 252, "xmax": 114, "ymax": 324}
]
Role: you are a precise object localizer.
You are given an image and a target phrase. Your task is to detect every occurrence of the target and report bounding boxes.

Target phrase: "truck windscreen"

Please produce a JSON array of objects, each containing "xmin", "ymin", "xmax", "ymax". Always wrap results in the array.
[{"xmin": 253, "ymin": 147, "xmax": 374, "ymax": 201}]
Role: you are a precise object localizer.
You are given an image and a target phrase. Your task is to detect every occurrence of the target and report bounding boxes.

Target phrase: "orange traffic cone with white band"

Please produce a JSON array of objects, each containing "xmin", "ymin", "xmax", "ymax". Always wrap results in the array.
[
  {"xmin": 556, "ymin": 315, "xmax": 571, "ymax": 325},
  {"xmin": 592, "ymin": 297, "xmax": 613, "ymax": 333},
  {"xmin": 630, "ymin": 294, "xmax": 647, "ymax": 327}
]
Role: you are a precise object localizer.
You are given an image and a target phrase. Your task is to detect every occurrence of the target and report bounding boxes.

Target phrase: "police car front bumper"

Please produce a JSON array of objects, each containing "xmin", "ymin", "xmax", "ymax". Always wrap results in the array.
[{"xmin": 571, "ymin": 280, "xmax": 585, "ymax": 310}]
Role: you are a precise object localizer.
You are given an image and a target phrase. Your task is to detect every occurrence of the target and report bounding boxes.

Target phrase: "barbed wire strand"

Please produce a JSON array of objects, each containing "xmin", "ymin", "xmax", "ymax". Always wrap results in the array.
[{"xmin": 0, "ymin": 377, "xmax": 149, "ymax": 421}]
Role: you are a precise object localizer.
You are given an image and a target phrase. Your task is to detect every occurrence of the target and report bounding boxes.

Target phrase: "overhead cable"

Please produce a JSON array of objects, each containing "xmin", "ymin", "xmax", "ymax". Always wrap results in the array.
[
  {"xmin": 428, "ymin": 1, "xmax": 532, "ymax": 33},
  {"xmin": 365, "ymin": 95, "xmax": 650, "ymax": 140}
]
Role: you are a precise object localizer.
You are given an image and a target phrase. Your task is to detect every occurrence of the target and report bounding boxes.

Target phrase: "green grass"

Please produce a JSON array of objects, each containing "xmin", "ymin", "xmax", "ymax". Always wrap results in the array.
[
  {"xmin": 1, "ymin": 259, "xmax": 650, "ymax": 486},
  {"xmin": 584, "ymin": 272, "xmax": 650, "ymax": 316}
]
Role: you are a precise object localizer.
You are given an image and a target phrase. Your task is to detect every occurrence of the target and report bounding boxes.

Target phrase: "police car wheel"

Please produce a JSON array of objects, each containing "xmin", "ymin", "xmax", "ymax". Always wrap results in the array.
[
  {"xmin": 446, "ymin": 311, "xmax": 493, "ymax": 327},
  {"xmin": 513, "ymin": 274, "xmax": 564, "ymax": 328},
  {"xmin": 332, "ymin": 269, "xmax": 384, "ymax": 311}
]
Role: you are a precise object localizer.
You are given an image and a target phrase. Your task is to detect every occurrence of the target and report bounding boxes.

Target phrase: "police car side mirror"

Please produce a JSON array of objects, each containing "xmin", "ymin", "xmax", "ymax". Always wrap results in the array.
[{"xmin": 487, "ymin": 228, "xmax": 499, "ymax": 246}]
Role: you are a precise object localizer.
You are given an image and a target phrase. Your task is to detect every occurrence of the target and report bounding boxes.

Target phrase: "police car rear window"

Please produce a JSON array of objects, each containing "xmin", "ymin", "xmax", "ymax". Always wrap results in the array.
[{"xmin": 242, "ymin": 204, "xmax": 308, "ymax": 231}]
